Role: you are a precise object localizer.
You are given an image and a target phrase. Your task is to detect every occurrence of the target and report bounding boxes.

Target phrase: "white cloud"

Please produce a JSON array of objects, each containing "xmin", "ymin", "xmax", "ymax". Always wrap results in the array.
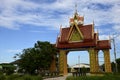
[
  {"xmin": 29, "ymin": 30, "xmax": 47, "ymax": 33},
  {"xmin": 99, "ymin": 35, "xmax": 109, "ymax": 40},
  {"xmin": 0, "ymin": 0, "xmax": 120, "ymax": 64},
  {"xmin": 113, "ymin": 25, "xmax": 120, "ymax": 31},
  {"xmin": 116, "ymin": 36, "xmax": 120, "ymax": 43},
  {"xmin": 7, "ymin": 49, "xmax": 22, "ymax": 53},
  {"xmin": 0, "ymin": 0, "xmax": 120, "ymax": 32}
]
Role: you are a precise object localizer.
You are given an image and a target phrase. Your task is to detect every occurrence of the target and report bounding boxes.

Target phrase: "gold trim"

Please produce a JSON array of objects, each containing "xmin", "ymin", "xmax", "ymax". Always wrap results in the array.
[{"xmin": 67, "ymin": 22, "xmax": 84, "ymax": 41}]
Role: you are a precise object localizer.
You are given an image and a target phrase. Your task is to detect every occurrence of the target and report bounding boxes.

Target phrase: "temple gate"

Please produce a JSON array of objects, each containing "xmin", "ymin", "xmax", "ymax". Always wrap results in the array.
[{"xmin": 55, "ymin": 10, "xmax": 112, "ymax": 76}]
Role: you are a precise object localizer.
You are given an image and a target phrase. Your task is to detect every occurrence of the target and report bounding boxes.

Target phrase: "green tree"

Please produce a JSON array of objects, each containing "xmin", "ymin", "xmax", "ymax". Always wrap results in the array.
[
  {"xmin": 18, "ymin": 41, "xmax": 57, "ymax": 74},
  {"xmin": 100, "ymin": 58, "xmax": 120, "ymax": 73},
  {"xmin": 116, "ymin": 58, "xmax": 120, "ymax": 73},
  {"xmin": 18, "ymin": 48, "xmax": 37, "ymax": 74},
  {"xmin": 0, "ymin": 63, "xmax": 16, "ymax": 75},
  {"xmin": 111, "ymin": 62, "xmax": 115, "ymax": 72}
]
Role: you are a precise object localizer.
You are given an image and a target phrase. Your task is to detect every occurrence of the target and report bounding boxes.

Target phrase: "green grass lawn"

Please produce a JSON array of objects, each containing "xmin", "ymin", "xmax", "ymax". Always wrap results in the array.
[
  {"xmin": 0, "ymin": 74, "xmax": 43, "ymax": 80},
  {"xmin": 66, "ymin": 74, "xmax": 120, "ymax": 80},
  {"xmin": 1, "ymin": 73, "xmax": 120, "ymax": 80}
]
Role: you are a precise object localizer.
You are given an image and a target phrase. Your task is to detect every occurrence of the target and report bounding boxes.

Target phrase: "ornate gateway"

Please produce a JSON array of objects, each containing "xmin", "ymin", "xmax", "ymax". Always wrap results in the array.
[{"xmin": 55, "ymin": 10, "xmax": 112, "ymax": 76}]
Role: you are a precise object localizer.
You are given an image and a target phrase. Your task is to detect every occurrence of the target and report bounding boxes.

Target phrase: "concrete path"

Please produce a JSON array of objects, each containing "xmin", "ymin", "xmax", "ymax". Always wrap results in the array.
[
  {"xmin": 43, "ymin": 76, "xmax": 67, "ymax": 80},
  {"xmin": 43, "ymin": 73, "xmax": 72, "ymax": 80}
]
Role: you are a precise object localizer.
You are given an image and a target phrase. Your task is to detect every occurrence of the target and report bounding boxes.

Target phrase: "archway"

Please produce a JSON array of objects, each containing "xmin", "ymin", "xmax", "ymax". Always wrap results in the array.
[
  {"xmin": 68, "ymin": 51, "xmax": 89, "ymax": 67},
  {"xmin": 67, "ymin": 51, "xmax": 89, "ymax": 74},
  {"xmin": 98, "ymin": 50, "xmax": 105, "ymax": 72},
  {"xmin": 55, "ymin": 10, "xmax": 112, "ymax": 75}
]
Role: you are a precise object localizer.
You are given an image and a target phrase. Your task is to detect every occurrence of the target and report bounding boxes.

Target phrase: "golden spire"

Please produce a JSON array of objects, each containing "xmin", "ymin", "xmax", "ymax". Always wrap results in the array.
[
  {"xmin": 75, "ymin": 4, "xmax": 77, "ymax": 14},
  {"xmin": 59, "ymin": 25, "xmax": 62, "ymax": 41},
  {"xmin": 74, "ymin": 4, "xmax": 78, "ymax": 22},
  {"xmin": 74, "ymin": 4, "xmax": 78, "ymax": 16},
  {"xmin": 93, "ymin": 20, "xmax": 94, "ymax": 26},
  {"xmin": 60, "ymin": 25, "xmax": 62, "ymax": 34}
]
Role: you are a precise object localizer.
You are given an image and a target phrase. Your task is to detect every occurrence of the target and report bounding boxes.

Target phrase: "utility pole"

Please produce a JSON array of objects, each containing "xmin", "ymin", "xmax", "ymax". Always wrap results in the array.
[
  {"xmin": 111, "ymin": 33, "xmax": 119, "ymax": 73},
  {"xmin": 112, "ymin": 38, "xmax": 118, "ymax": 73},
  {"xmin": 78, "ymin": 56, "xmax": 80, "ymax": 71}
]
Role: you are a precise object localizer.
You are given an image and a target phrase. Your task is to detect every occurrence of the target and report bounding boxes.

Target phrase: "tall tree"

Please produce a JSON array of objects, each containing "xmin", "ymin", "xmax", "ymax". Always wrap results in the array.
[
  {"xmin": 116, "ymin": 58, "xmax": 120, "ymax": 72},
  {"xmin": 18, "ymin": 41, "xmax": 57, "ymax": 74}
]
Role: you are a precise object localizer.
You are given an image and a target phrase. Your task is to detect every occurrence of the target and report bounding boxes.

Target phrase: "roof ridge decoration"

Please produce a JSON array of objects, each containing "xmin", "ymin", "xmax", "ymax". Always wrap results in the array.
[
  {"xmin": 67, "ymin": 5, "xmax": 84, "ymax": 42},
  {"xmin": 56, "ymin": 5, "xmax": 111, "ymax": 50},
  {"xmin": 69, "ymin": 4, "xmax": 84, "ymax": 26},
  {"xmin": 74, "ymin": 4, "xmax": 78, "ymax": 18},
  {"xmin": 59, "ymin": 25, "xmax": 62, "ymax": 41}
]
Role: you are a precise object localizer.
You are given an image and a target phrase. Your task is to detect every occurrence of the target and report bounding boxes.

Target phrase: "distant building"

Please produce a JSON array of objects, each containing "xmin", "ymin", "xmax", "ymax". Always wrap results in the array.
[{"xmin": 71, "ymin": 63, "xmax": 90, "ymax": 73}]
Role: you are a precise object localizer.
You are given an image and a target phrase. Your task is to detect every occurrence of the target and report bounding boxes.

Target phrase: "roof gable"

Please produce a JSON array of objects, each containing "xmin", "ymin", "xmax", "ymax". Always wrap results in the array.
[
  {"xmin": 60, "ymin": 28, "xmax": 69, "ymax": 42},
  {"xmin": 59, "ymin": 24, "xmax": 94, "ymax": 43},
  {"xmin": 79, "ymin": 24, "xmax": 93, "ymax": 40},
  {"xmin": 69, "ymin": 26, "xmax": 83, "ymax": 42},
  {"xmin": 67, "ymin": 23, "xmax": 84, "ymax": 42}
]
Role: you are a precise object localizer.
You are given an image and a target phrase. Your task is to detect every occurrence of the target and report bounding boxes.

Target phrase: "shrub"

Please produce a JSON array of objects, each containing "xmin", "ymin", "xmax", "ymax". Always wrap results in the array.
[
  {"xmin": 33, "ymin": 75, "xmax": 43, "ymax": 80},
  {"xmin": 6, "ymin": 74, "xmax": 20, "ymax": 80},
  {"xmin": 21, "ymin": 74, "xmax": 43, "ymax": 80},
  {"xmin": 0, "ymin": 74, "xmax": 43, "ymax": 80},
  {"xmin": 0, "ymin": 75, "xmax": 6, "ymax": 80},
  {"xmin": 5, "ymin": 68, "xmax": 15, "ymax": 75},
  {"xmin": 22, "ymin": 75, "xmax": 32, "ymax": 80}
]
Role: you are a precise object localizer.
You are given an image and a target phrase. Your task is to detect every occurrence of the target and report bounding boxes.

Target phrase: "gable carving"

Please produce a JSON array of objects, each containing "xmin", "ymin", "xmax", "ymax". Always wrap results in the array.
[
  {"xmin": 69, "ymin": 27, "xmax": 83, "ymax": 42},
  {"xmin": 68, "ymin": 23, "xmax": 83, "ymax": 42}
]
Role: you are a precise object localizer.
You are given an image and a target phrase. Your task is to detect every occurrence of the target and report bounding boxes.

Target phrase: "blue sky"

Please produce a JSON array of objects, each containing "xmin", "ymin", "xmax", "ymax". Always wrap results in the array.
[{"xmin": 0, "ymin": 0, "xmax": 120, "ymax": 66}]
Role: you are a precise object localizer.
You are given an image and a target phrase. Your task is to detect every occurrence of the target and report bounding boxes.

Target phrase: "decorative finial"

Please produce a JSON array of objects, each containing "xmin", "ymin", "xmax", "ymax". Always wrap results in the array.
[
  {"xmin": 109, "ymin": 35, "xmax": 111, "ymax": 40},
  {"xmin": 75, "ymin": 4, "xmax": 77, "ymax": 14},
  {"xmin": 74, "ymin": 4, "xmax": 78, "ymax": 20},
  {"xmin": 93, "ymin": 20, "xmax": 94, "ymax": 25},
  {"xmin": 60, "ymin": 25, "xmax": 62, "ymax": 31}
]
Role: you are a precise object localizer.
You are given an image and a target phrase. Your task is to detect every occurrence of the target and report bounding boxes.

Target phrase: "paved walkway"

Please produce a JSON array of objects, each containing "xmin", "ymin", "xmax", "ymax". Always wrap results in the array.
[
  {"xmin": 43, "ymin": 73, "xmax": 72, "ymax": 80},
  {"xmin": 43, "ymin": 76, "xmax": 67, "ymax": 80}
]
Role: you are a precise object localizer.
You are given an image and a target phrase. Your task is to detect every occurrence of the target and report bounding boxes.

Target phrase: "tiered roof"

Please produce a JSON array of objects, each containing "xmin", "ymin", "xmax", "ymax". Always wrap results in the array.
[{"xmin": 56, "ymin": 11, "xmax": 111, "ymax": 50}]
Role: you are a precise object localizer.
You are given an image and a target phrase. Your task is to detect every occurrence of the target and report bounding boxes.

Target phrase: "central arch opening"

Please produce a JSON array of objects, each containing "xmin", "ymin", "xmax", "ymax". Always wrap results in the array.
[
  {"xmin": 98, "ymin": 50, "xmax": 105, "ymax": 72},
  {"xmin": 67, "ymin": 51, "xmax": 89, "ymax": 73}
]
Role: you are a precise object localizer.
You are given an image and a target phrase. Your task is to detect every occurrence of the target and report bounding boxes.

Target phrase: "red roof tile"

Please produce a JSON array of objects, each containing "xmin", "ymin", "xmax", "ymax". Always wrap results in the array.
[
  {"xmin": 56, "ymin": 24, "xmax": 111, "ymax": 50},
  {"xmin": 59, "ymin": 24, "xmax": 93, "ymax": 43},
  {"xmin": 96, "ymin": 40, "xmax": 111, "ymax": 49},
  {"xmin": 60, "ymin": 27, "xmax": 69, "ymax": 42},
  {"xmin": 79, "ymin": 24, "xmax": 93, "ymax": 40},
  {"xmin": 57, "ymin": 41, "xmax": 95, "ymax": 49}
]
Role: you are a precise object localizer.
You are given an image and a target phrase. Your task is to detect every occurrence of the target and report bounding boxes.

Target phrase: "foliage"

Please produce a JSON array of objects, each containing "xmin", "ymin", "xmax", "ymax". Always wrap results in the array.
[
  {"xmin": 6, "ymin": 74, "xmax": 20, "ymax": 80},
  {"xmin": 116, "ymin": 58, "xmax": 120, "ymax": 72},
  {"xmin": 110, "ymin": 58, "xmax": 120, "ymax": 73},
  {"xmin": 17, "ymin": 41, "xmax": 57, "ymax": 74},
  {"xmin": 0, "ymin": 70, "xmax": 3, "ymax": 75},
  {"xmin": 111, "ymin": 62, "xmax": 115, "ymax": 72},
  {"xmin": 5, "ymin": 67, "xmax": 15, "ymax": 75},
  {"xmin": 0, "ymin": 74, "xmax": 43, "ymax": 80},
  {"xmin": 34, "ymin": 41, "xmax": 57, "ymax": 69},
  {"xmin": 21, "ymin": 75, "xmax": 42, "ymax": 80},
  {"xmin": 0, "ymin": 63, "xmax": 16, "ymax": 75},
  {"xmin": 21, "ymin": 75, "xmax": 32, "ymax": 80},
  {"xmin": 18, "ymin": 48, "xmax": 38, "ymax": 74},
  {"xmin": 0, "ymin": 75, "xmax": 6, "ymax": 80},
  {"xmin": 101, "ymin": 58, "xmax": 120, "ymax": 73}
]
